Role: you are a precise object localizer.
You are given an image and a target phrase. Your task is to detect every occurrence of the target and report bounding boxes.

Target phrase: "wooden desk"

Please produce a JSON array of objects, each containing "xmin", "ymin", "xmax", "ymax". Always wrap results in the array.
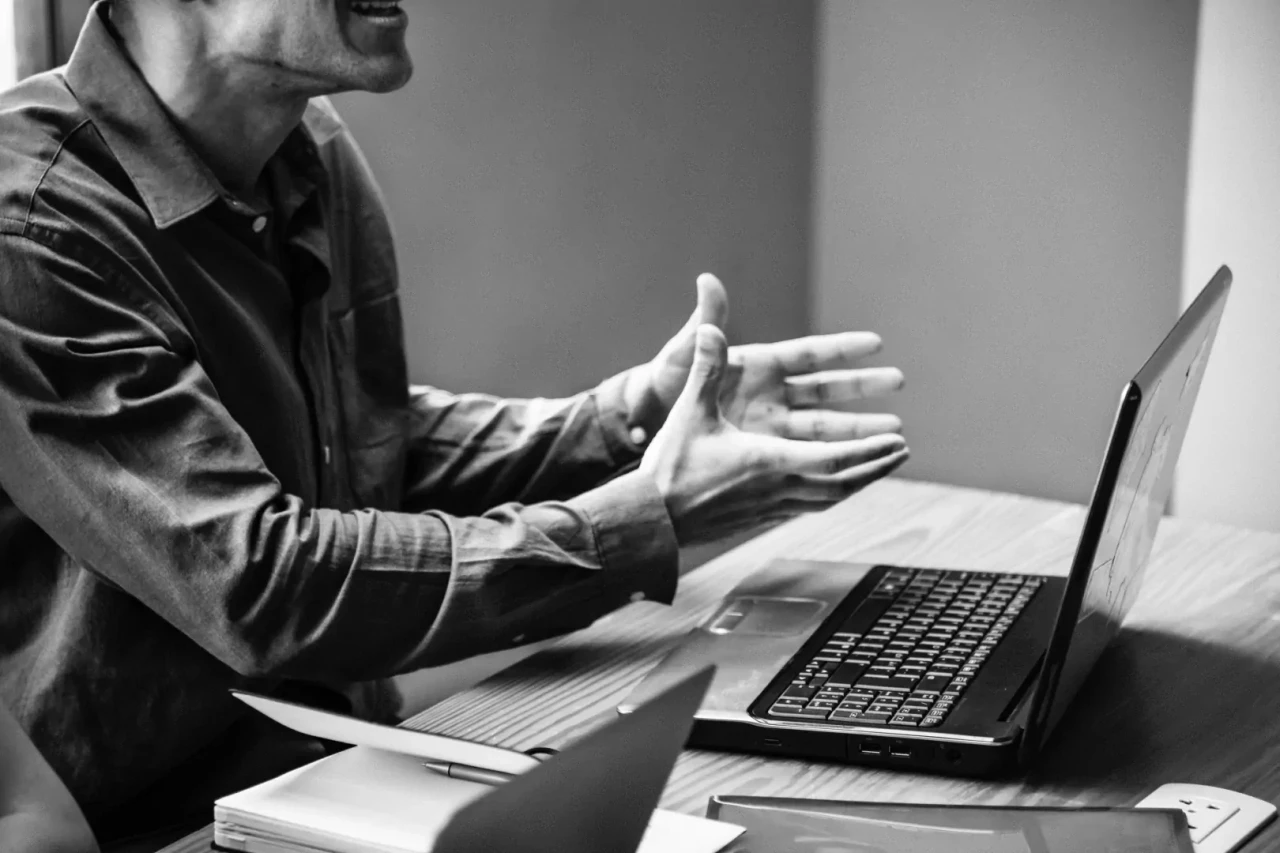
[{"xmin": 159, "ymin": 478, "xmax": 1280, "ymax": 852}]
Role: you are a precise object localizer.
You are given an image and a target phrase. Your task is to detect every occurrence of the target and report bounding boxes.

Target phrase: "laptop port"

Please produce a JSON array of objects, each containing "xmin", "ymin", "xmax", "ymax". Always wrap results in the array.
[
  {"xmin": 762, "ymin": 738, "xmax": 782, "ymax": 748},
  {"xmin": 889, "ymin": 742, "xmax": 912, "ymax": 758},
  {"xmin": 858, "ymin": 740, "xmax": 884, "ymax": 755}
]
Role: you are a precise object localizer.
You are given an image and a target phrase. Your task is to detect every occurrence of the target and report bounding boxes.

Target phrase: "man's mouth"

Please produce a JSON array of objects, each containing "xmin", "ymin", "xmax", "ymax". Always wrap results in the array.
[{"xmin": 349, "ymin": 0, "xmax": 404, "ymax": 21}]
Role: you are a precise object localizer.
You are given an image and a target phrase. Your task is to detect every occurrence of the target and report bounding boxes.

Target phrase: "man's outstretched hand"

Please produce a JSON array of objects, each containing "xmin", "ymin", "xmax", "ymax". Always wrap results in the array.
[
  {"xmin": 640, "ymin": 323, "xmax": 910, "ymax": 546},
  {"xmin": 639, "ymin": 273, "xmax": 906, "ymax": 443}
]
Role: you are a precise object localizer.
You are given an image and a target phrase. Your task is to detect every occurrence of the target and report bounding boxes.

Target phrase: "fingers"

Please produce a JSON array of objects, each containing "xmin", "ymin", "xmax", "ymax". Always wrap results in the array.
[
  {"xmin": 785, "ymin": 367, "xmax": 905, "ymax": 407},
  {"xmin": 776, "ymin": 410, "xmax": 902, "ymax": 441},
  {"xmin": 782, "ymin": 446, "xmax": 911, "ymax": 503},
  {"xmin": 678, "ymin": 323, "xmax": 729, "ymax": 419},
  {"xmin": 753, "ymin": 331, "xmax": 884, "ymax": 376},
  {"xmin": 786, "ymin": 432, "xmax": 907, "ymax": 474},
  {"xmin": 695, "ymin": 272, "xmax": 729, "ymax": 330}
]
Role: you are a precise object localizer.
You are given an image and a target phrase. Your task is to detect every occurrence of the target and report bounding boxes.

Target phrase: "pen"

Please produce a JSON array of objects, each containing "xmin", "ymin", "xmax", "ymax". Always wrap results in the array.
[{"xmin": 422, "ymin": 760, "xmax": 516, "ymax": 787}]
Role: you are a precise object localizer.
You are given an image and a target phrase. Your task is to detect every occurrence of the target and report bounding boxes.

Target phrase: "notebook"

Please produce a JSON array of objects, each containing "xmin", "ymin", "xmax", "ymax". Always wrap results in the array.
[{"xmin": 213, "ymin": 668, "xmax": 743, "ymax": 853}]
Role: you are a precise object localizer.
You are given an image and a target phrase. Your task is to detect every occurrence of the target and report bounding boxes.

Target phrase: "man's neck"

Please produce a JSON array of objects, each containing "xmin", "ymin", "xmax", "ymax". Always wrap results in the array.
[{"xmin": 110, "ymin": 4, "xmax": 309, "ymax": 198}]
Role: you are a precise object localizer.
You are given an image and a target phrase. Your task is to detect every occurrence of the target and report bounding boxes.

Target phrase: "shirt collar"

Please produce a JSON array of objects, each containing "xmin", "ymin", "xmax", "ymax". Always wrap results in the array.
[{"xmin": 63, "ymin": 1, "xmax": 343, "ymax": 230}]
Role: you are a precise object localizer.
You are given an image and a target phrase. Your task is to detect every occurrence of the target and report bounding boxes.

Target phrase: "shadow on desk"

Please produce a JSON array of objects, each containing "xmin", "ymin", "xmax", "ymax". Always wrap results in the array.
[{"xmin": 1030, "ymin": 626, "xmax": 1280, "ymax": 799}]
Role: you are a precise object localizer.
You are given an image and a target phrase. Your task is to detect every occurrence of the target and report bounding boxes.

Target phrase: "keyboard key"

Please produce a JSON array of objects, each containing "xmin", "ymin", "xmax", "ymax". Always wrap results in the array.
[
  {"xmin": 854, "ymin": 711, "xmax": 894, "ymax": 724},
  {"xmin": 916, "ymin": 672, "xmax": 952, "ymax": 693},
  {"xmin": 837, "ymin": 700, "xmax": 870, "ymax": 713},
  {"xmin": 826, "ymin": 661, "xmax": 870, "ymax": 688},
  {"xmin": 770, "ymin": 705, "xmax": 832, "ymax": 719},
  {"xmin": 836, "ymin": 598, "xmax": 895, "ymax": 637},
  {"xmin": 780, "ymin": 685, "xmax": 817, "ymax": 700},
  {"xmin": 855, "ymin": 673, "xmax": 919, "ymax": 692},
  {"xmin": 828, "ymin": 709, "xmax": 865, "ymax": 722}
]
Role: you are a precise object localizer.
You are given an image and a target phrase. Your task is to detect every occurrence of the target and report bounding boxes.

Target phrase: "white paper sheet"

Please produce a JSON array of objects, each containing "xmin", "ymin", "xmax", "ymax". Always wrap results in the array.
[
  {"xmin": 214, "ymin": 746, "xmax": 742, "ymax": 853},
  {"xmin": 231, "ymin": 691, "xmax": 540, "ymax": 775}
]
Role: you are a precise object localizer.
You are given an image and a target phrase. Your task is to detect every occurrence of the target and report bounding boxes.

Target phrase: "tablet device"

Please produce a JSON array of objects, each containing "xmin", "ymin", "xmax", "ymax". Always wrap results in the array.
[{"xmin": 706, "ymin": 795, "xmax": 1194, "ymax": 853}]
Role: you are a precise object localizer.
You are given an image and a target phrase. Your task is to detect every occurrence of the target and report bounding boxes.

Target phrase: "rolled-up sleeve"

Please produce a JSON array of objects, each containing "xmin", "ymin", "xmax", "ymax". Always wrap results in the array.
[{"xmin": 0, "ymin": 232, "xmax": 678, "ymax": 681}]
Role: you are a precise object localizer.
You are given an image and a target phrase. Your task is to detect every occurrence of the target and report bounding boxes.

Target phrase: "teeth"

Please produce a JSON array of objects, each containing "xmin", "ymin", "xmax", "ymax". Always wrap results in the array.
[{"xmin": 351, "ymin": 0, "xmax": 400, "ymax": 14}]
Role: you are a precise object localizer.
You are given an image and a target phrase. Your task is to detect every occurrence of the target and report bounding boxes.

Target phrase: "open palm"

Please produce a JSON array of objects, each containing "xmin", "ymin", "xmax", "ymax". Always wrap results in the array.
[{"xmin": 646, "ymin": 274, "xmax": 905, "ymax": 443}]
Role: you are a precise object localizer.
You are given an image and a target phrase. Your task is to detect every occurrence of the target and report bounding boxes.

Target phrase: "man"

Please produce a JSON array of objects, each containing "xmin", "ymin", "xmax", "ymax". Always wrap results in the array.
[
  {"xmin": 0, "ymin": 0, "xmax": 909, "ymax": 842},
  {"xmin": 0, "ymin": 701, "xmax": 98, "ymax": 853}
]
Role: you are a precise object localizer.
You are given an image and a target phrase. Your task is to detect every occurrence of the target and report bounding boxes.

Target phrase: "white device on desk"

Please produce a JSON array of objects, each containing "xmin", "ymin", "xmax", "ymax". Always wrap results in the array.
[
  {"xmin": 1136, "ymin": 784, "xmax": 1277, "ymax": 853},
  {"xmin": 213, "ymin": 668, "xmax": 743, "ymax": 853},
  {"xmin": 621, "ymin": 267, "xmax": 1233, "ymax": 777}
]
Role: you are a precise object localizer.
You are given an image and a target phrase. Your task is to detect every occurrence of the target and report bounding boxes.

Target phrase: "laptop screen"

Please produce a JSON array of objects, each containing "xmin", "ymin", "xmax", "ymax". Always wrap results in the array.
[{"xmin": 1027, "ymin": 267, "xmax": 1230, "ymax": 750}]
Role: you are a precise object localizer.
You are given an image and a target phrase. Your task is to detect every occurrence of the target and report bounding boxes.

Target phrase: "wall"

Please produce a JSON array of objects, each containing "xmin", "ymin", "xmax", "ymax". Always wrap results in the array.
[
  {"xmin": 813, "ymin": 0, "xmax": 1198, "ymax": 505},
  {"xmin": 333, "ymin": 1, "xmax": 814, "ymax": 399},
  {"xmin": 331, "ymin": 1, "xmax": 815, "ymax": 712},
  {"xmin": 0, "ymin": 0, "xmax": 15, "ymax": 90},
  {"xmin": 1173, "ymin": 0, "xmax": 1280, "ymax": 532}
]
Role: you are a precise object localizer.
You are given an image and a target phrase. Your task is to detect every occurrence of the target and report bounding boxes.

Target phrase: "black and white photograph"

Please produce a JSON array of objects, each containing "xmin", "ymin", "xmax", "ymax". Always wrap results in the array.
[{"xmin": 0, "ymin": 2, "xmax": 1277, "ymax": 852}]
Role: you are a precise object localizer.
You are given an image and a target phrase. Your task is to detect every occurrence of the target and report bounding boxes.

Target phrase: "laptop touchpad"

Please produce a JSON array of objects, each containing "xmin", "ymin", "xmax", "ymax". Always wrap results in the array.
[{"xmin": 708, "ymin": 597, "xmax": 827, "ymax": 636}]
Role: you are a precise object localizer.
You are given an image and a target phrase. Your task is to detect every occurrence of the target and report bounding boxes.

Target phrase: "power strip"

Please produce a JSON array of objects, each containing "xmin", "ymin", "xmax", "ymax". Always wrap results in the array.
[{"xmin": 1135, "ymin": 784, "xmax": 1277, "ymax": 853}]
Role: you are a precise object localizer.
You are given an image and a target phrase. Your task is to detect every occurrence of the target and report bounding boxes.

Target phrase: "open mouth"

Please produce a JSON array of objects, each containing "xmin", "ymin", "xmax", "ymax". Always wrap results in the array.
[{"xmin": 349, "ymin": 0, "xmax": 404, "ymax": 21}]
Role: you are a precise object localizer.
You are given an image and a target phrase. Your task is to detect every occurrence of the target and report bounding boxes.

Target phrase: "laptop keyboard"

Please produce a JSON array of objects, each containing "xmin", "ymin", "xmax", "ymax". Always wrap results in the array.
[{"xmin": 763, "ymin": 569, "xmax": 1043, "ymax": 728}]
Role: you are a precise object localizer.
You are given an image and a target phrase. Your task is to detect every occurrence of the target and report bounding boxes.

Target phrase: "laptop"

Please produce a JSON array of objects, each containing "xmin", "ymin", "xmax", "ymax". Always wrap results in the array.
[
  {"xmin": 619, "ymin": 266, "xmax": 1232, "ymax": 777},
  {"xmin": 434, "ymin": 665, "xmax": 738, "ymax": 853},
  {"xmin": 215, "ymin": 666, "xmax": 741, "ymax": 853}
]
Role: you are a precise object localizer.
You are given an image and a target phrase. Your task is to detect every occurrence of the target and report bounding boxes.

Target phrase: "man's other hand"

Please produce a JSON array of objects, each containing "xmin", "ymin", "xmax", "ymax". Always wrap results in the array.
[
  {"xmin": 641, "ymin": 273, "xmax": 906, "ymax": 443},
  {"xmin": 640, "ymin": 323, "xmax": 910, "ymax": 545}
]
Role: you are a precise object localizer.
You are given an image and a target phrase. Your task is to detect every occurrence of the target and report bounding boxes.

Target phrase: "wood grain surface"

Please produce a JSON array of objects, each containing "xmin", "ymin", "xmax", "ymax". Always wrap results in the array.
[{"xmin": 159, "ymin": 478, "xmax": 1280, "ymax": 852}]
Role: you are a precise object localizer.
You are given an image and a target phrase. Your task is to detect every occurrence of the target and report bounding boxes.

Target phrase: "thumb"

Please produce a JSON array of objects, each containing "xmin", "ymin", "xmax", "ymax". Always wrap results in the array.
[
  {"xmin": 677, "ymin": 323, "xmax": 729, "ymax": 419},
  {"xmin": 695, "ymin": 272, "xmax": 729, "ymax": 330}
]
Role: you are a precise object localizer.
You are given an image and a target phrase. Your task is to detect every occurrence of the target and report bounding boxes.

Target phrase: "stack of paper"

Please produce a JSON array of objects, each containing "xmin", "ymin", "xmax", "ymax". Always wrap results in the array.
[{"xmin": 212, "ymin": 691, "xmax": 743, "ymax": 853}]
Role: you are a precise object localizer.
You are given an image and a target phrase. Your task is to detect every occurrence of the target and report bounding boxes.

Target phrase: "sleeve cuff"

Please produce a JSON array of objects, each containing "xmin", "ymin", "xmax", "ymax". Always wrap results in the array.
[
  {"xmin": 570, "ymin": 469, "xmax": 679, "ymax": 606},
  {"xmin": 593, "ymin": 368, "xmax": 669, "ymax": 468}
]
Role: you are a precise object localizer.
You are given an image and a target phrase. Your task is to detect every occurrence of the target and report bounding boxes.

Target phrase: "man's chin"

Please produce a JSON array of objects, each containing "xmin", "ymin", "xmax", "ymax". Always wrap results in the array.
[
  {"xmin": 322, "ymin": 57, "xmax": 413, "ymax": 95},
  {"xmin": 357, "ymin": 56, "xmax": 414, "ymax": 93}
]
